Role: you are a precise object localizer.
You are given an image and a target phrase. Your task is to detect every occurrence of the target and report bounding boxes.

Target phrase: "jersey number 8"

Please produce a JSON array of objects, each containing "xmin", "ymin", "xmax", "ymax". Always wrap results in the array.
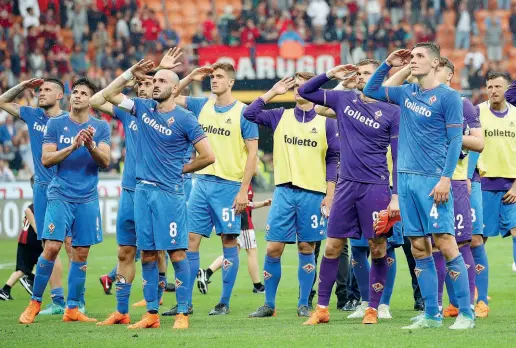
[{"xmin": 170, "ymin": 222, "xmax": 177, "ymax": 237}]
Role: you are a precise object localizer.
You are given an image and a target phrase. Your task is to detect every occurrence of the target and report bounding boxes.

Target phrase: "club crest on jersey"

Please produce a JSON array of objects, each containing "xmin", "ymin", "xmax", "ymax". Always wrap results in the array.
[
  {"xmin": 414, "ymin": 268, "xmax": 422, "ymax": 278},
  {"xmin": 311, "ymin": 127, "xmax": 317, "ymax": 134},
  {"xmin": 222, "ymin": 258, "xmax": 233, "ymax": 270},
  {"xmin": 167, "ymin": 117, "xmax": 175, "ymax": 127},
  {"xmin": 475, "ymin": 264, "xmax": 485, "ymax": 274},
  {"xmin": 374, "ymin": 110, "xmax": 382, "ymax": 120},
  {"xmin": 448, "ymin": 270, "xmax": 460, "ymax": 281},
  {"xmin": 351, "ymin": 259, "xmax": 358, "ymax": 267},
  {"xmin": 175, "ymin": 278, "xmax": 183, "ymax": 288},
  {"xmin": 263, "ymin": 270, "xmax": 272, "ymax": 280},
  {"xmin": 429, "ymin": 95, "xmax": 437, "ymax": 105},
  {"xmin": 48, "ymin": 222, "xmax": 55, "ymax": 233},
  {"xmin": 372, "ymin": 282, "xmax": 384, "ymax": 293},
  {"xmin": 302, "ymin": 263, "xmax": 316, "ymax": 273},
  {"xmin": 387, "ymin": 257, "xmax": 395, "ymax": 267}
]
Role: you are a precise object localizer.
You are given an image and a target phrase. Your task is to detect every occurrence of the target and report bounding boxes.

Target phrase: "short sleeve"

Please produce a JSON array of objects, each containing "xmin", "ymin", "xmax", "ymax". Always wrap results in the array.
[
  {"xmin": 113, "ymin": 106, "xmax": 130, "ymax": 123},
  {"xmin": 180, "ymin": 112, "xmax": 206, "ymax": 144},
  {"xmin": 43, "ymin": 118, "xmax": 58, "ymax": 144},
  {"xmin": 19, "ymin": 106, "xmax": 38, "ymax": 123},
  {"xmin": 132, "ymin": 97, "xmax": 152, "ymax": 118},
  {"xmin": 240, "ymin": 106, "xmax": 259, "ymax": 140},
  {"xmin": 97, "ymin": 121, "xmax": 112, "ymax": 146},
  {"xmin": 186, "ymin": 97, "xmax": 209, "ymax": 118}
]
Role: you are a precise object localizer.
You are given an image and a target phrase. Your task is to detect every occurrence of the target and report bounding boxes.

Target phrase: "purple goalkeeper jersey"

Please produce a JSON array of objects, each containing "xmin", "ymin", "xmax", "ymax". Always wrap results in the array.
[
  {"xmin": 243, "ymin": 98, "xmax": 339, "ymax": 183},
  {"xmin": 298, "ymin": 73, "xmax": 400, "ymax": 193}
]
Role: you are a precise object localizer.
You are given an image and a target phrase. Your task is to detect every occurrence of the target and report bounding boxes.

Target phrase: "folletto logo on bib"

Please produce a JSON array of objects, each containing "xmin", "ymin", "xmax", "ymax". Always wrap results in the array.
[
  {"xmin": 202, "ymin": 124, "xmax": 231, "ymax": 136},
  {"xmin": 284, "ymin": 135, "xmax": 317, "ymax": 147}
]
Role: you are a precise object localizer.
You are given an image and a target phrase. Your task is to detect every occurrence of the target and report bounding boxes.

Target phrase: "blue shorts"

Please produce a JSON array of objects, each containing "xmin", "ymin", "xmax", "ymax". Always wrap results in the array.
[
  {"xmin": 184, "ymin": 177, "xmax": 193, "ymax": 202},
  {"xmin": 482, "ymin": 190, "xmax": 516, "ymax": 238},
  {"xmin": 117, "ymin": 188, "xmax": 136, "ymax": 246},
  {"xmin": 388, "ymin": 222, "xmax": 404, "ymax": 248},
  {"xmin": 33, "ymin": 182, "xmax": 48, "ymax": 241},
  {"xmin": 135, "ymin": 183, "xmax": 187, "ymax": 251},
  {"xmin": 265, "ymin": 186, "xmax": 326, "ymax": 244},
  {"xmin": 398, "ymin": 173, "xmax": 455, "ymax": 237},
  {"xmin": 42, "ymin": 199, "xmax": 102, "ymax": 247},
  {"xmin": 188, "ymin": 178, "xmax": 241, "ymax": 237},
  {"xmin": 471, "ymin": 181, "xmax": 483, "ymax": 236}
]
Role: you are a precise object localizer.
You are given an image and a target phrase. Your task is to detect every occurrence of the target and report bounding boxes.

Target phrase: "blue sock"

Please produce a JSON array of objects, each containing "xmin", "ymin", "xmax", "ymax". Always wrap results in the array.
[
  {"xmin": 444, "ymin": 270, "xmax": 458, "ymax": 307},
  {"xmin": 513, "ymin": 236, "xmax": 516, "ymax": 264},
  {"xmin": 108, "ymin": 265, "xmax": 117, "ymax": 281},
  {"xmin": 67, "ymin": 261, "xmax": 87, "ymax": 309},
  {"xmin": 186, "ymin": 251, "xmax": 199, "ymax": 306},
  {"xmin": 351, "ymin": 246, "xmax": 370, "ymax": 302},
  {"xmin": 32, "ymin": 256, "xmax": 54, "ymax": 302},
  {"xmin": 158, "ymin": 273, "xmax": 167, "ymax": 304},
  {"xmin": 142, "ymin": 261, "xmax": 159, "ymax": 313},
  {"xmin": 264, "ymin": 255, "xmax": 281, "ymax": 309},
  {"xmin": 471, "ymin": 244, "xmax": 489, "ymax": 304},
  {"xmin": 298, "ymin": 253, "xmax": 316, "ymax": 307},
  {"xmin": 220, "ymin": 246, "xmax": 239, "ymax": 307},
  {"xmin": 116, "ymin": 282, "xmax": 132, "ymax": 314},
  {"xmin": 415, "ymin": 256, "xmax": 440, "ymax": 318},
  {"xmin": 79, "ymin": 286, "xmax": 86, "ymax": 307},
  {"xmin": 50, "ymin": 287, "xmax": 65, "ymax": 307},
  {"xmin": 446, "ymin": 254, "xmax": 473, "ymax": 318},
  {"xmin": 172, "ymin": 259, "xmax": 190, "ymax": 314},
  {"xmin": 380, "ymin": 248, "xmax": 396, "ymax": 306}
]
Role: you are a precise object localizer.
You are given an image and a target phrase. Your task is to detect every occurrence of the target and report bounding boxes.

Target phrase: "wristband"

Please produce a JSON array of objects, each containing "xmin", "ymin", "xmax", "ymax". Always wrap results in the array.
[{"xmin": 122, "ymin": 70, "xmax": 134, "ymax": 81}]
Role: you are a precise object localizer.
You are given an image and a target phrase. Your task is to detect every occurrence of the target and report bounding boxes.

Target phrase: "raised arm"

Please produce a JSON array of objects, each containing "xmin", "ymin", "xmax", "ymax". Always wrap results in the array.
[
  {"xmin": 174, "ymin": 66, "xmax": 213, "ymax": 108},
  {"xmin": 90, "ymin": 78, "xmax": 138, "ymax": 116},
  {"xmin": 102, "ymin": 60, "xmax": 154, "ymax": 107},
  {"xmin": 383, "ymin": 65, "xmax": 411, "ymax": 87},
  {"xmin": 505, "ymin": 79, "xmax": 516, "ymax": 106},
  {"xmin": 0, "ymin": 79, "xmax": 44, "ymax": 117}
]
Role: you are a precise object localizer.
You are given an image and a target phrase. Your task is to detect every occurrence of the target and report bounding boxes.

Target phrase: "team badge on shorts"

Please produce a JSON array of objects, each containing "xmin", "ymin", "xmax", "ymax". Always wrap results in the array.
[
  {"xmin": 142, "ymin": 279, "xmax": 147, "ymax": 287},
  {"xmin": 372, "ymin": 282, "xmax": 384, "ymax": 293},
  {"xmin": 222, "ymin": 258, "xmax": 233, "ymax": 270},
  {"xmin": 302, "ymin": 263, "xmax": 316, "ymax": 273},
  {"xmin": 475, "ymin": 264, "xmax": 485, "ymax": 274},
  {"xmin": 48, "ymin": 222, "xmax": 55, "ymax": 233},
  {"xmin": 387, "ymin": 257, "xmax": 395, "ymax": 267},
  {"xmin": 448, "ymin": 270, "xmax": 461, "ymax": 281},
  {"xmin": 263, "ymin": 270, "xmax": 272, "ymax": 280},
  {"xmin": 175, "ymin": 278, "xmax": 183, "ymax": 288},
  {"xmin": 414, "ymin": 268, "xmax": 422, "ymax": 278}
]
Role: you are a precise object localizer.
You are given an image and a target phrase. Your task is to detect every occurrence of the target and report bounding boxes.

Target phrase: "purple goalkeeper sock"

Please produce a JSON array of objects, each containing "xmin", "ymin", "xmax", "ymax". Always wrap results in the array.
[
  {"xmin": 432, "ymin": 251, "xmax": 446, "ymax": 308},
  {"xmin": 317, "ymin": 256, "xmax": 339, "ymax": 307},
  {"xmin": 368, "ymin": 255, "xmax": 388, "ymax": 309},
  {"xmin": 351, "ymin": 246, "xmax": 370, "ymax": 302},
  {"xmin": 459, "ymin": 244, "xmax": 476, "ymax": 306}
]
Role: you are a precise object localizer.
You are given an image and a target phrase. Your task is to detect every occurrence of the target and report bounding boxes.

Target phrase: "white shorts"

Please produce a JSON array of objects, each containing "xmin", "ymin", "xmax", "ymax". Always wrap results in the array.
[{"xmin": 237, "ymin": 229, "xmax": 257, "ymax": 250}]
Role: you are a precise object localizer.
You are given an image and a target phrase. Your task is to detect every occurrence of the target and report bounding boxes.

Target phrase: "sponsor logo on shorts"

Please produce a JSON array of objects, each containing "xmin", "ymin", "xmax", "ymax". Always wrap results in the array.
[
  {"xmin": 387, "ymin": 257, "xmax": 395, "ymax": 267},
  {"xmin": 158, "ymin": 280, "xmax": 166, "ymax": 289},
  {"xmin": 448, "ymin": 270, "xmax": 460, "ymax": 281},
  {"xmin": 433, "ymin": 222, "xmax": 439, "ymax": 228},
  {"xmin": 79, "ymin": 265, "xmax": 88, "ymax": 272},
  {"xmin": 265, "ymin": 224, "xmax": 270, "ymax": 234},
  {"xmin": 372, "ymin": 282, "xmax": 384, "ymax": 293},
  {"xmin": 351, "ymin": 259, "xmax": 358, "ymax": 267},
  {"xmin": 142, "ymin": 279, "xmax": 147, "ymax": 287},
  {"xmin": 171, "ymin": 239, "xmax": 177, "ymax": 244},
  {"xmin": 414, "ymin": 268, "xmax": 422, "ymax": 278},
  {"xmin": 263, "ymin": 270, "xmax": 272, "ymax": 280},
  {"xmin": 302, "ymin": 263, "xmax": 316, "ymax": 273},
  {"xmin": 475, "ymin": 264, "xmax": 485, "ymax": 274},
  {"xmin": 222, "ymin": 258, "xmax": 233, "ymax": 270},
  {"xmin": 48, "ymin": 222, "xmax": 55, "ymax": 233},
  {"xmin": 175, "ymin": 278, "xmax": 183, "ymax": 288}
]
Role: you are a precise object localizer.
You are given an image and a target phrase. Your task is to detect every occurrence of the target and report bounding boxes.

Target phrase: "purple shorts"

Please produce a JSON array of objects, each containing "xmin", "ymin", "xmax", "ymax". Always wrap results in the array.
[
  {"xmin": 452, "ymin": 180, "xmax": 472, "ymax": 243},
  {"xmin": 327, "ymin": 179, "xmax": 391, "ymax": 240}
]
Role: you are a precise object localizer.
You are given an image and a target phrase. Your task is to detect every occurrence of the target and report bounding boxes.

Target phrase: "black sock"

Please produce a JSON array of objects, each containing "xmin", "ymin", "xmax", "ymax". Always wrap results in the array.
[
  {"xmin": 3, "ymin": 284, "xmax": 11, "ymax": 293},
  {"xmin": 206, "ymin": 268, "xmax": 213, "ymax": 279},
  {"xmin": 148, "ymin": 310, "xmax": 158, "ymax": 314},
  {"xmin": 253, "ymin": 282, "xmax": 264, "ymax": 289}
]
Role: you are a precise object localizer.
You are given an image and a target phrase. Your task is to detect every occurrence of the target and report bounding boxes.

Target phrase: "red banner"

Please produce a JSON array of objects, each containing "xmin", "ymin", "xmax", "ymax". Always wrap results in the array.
[{"xmin": 197, "ymin": 44, "xmax": 341, "ymax": 80}]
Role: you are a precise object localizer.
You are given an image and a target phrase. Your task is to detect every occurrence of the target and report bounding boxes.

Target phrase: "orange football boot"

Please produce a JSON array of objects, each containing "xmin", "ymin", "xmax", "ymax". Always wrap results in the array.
[
  {"xmin": 362, "ymin": 308, "xmax": 378, "ymax": 324},
  {"xmin": 63, "ymin": 307, "xmax": 97, "ymax": 322},
  {"xmin": 475, "ymin": 301, "xmax": 490, "ymax": 318},
  {"xmin": 97, "ymin": 311, "xmax": 131, "ymax": 325},
  {"xmin": 303, "ymin": 306, "xmax": 330, "ymax": 325},
  {"xmin": 173, "ymin": 314, "xmax": 189, "ymax": 329},
  {"xmin": 374, "ymin": 210, "xmax": 401, "ymax": 236},
  {"xmin": 443, "ymin": 304, "xmax": 459, "ymax": 318},
  {"xmin": 19, "ymin": 300, "xmax": 41, "ymax": 324},
  {"xmin": 127, "ymin": 313, "xmax": 160, "ymax": 329}
]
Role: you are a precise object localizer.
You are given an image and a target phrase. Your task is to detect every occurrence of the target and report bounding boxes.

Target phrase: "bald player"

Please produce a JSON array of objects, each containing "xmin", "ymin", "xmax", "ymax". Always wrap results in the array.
[{"xmin": 102, "ymin": 58, "xmax": 215, "ymax": 330}]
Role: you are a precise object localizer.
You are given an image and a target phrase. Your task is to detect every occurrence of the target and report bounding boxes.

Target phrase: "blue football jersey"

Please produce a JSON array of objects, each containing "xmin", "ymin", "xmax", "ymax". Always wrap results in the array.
[
  {"xmin": 43, "ymin": 115, "xmax": 111, "ymax": 203},
  {"xmin": 183, "ymin": 144, "xmax": 194, "ymax": 179},
  {"xmin": 113, "ymin": 107, "xmax": 138, "ymax": 190},
  {"xmin": 131, "ymin": 98, "xmax": 206, "ymax": 193},
  {"xmin": 19, "ymin": 107, "xmax": 67, "ymax": 184}
]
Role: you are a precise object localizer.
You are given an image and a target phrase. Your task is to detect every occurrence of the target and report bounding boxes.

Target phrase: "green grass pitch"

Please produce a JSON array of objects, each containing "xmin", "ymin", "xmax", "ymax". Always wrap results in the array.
[{"xmin": 0, "ymin": 234, "xmax": 514, "ymax": 348}]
